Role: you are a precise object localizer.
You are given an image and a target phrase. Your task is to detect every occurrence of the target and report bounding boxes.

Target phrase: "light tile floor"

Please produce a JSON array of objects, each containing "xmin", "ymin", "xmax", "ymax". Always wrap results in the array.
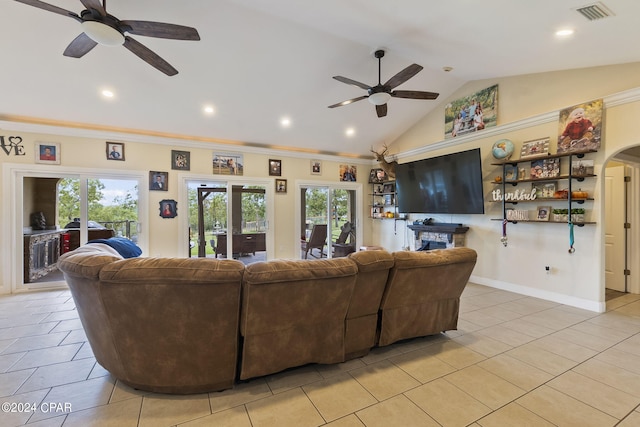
[{"xmin": 2, "ymin": 283, "xmax": 640, "ymax": 426}]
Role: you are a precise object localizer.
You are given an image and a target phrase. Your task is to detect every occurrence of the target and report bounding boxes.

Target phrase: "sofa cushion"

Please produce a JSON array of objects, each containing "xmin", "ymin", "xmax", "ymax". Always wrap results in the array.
[
  {"xmin": 88, "ymin": 237, "xmax": 142, "ymax": 258},
  {"xmin": 239, "ymin": 258, "xmax": 358, "ymax": 379},
  {"xmin": 58, "ymin": 243, "xmax": 123, "ymax": 279}
]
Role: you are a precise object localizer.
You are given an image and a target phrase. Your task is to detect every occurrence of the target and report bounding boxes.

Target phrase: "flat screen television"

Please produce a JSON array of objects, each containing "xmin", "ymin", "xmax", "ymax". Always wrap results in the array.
[{"xmin": 396, "ymin": 148, "xmax": 485, "ymax": 214}]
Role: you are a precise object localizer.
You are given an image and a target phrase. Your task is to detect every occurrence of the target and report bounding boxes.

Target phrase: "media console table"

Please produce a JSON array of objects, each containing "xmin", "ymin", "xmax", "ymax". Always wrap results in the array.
[{"xmin": 407, "ymin": 223, "xmax": 469, "ymax": 250}]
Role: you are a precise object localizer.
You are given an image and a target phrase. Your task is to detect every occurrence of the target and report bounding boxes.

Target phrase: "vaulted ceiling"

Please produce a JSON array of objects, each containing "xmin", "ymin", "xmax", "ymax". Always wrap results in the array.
[{"xmin": 1, "ymin": 0, "xmax": 639, "ymax": 158}]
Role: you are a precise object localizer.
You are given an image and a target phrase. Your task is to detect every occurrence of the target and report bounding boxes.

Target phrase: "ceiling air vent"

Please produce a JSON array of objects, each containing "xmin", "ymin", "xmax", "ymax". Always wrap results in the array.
[{"xmin": 575, "ymin": 2, "xmax": 614, "ymax": 20}]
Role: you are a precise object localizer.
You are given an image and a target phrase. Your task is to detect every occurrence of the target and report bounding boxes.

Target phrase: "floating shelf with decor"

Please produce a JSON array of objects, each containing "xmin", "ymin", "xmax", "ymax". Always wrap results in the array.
[
  {"xmin": 490, "ymin": 149, "xmax": 597, "ymax": 226},
  {"xmin": 369, "ymin": 180, "xmax": 398, "ymax": 220}
]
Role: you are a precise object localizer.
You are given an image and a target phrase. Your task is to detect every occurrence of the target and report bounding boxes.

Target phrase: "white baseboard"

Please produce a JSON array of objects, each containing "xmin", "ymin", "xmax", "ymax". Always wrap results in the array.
[{"xmin": 469, "ymin": 275, "xmax": 605, "ymax": 313}]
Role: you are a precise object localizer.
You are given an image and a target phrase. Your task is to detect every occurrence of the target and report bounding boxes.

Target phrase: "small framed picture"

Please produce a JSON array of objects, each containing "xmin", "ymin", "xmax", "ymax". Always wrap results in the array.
[
  {"xmin": 520, "ymin": 137, "xmax": 550, "ymax": 159},
  {"xmin": 106, "ymin": 142, "xmax": 125, "ymax": 161},
  {"xmin": 532, "ymin": 181, "xmax": 557, "ymax": 199},
  {"xmin": 171, "ymin": 150, "xmax": 190, "ymax": 170},
  {"xmin": 149, "ymin": 171, "xmax": 168, "ymax": 191},
  {"xmin": 35, "ymin": 142, "xmax": 60, "ymax": 165},
  {"xmin": 504, "ymin": 164, "xmax": 518, "ymax": 182},
  {"xmin": 530, "ymin": 158, "xmax": 560, "ymax": 179},
  {"xmin": 311, "ymin": 160, "xmax": 322, "ymax": 175},
  {"xmin": 369, "ymin": 168, "xmax": 388, "ymax": 183},
  {"xmin": 275, "ymin": 178, "xmax": 287, "ymax": 193},
  {"xmin": 269, "ymin": 159, "xmax": 282, "ymax": 176},
  {"xmin": 536, "ymin": 206, "xmax": 551, "ymax": 221},
  {"xmin": 571, "ymin": 159, "xmax": 594, "ymax": 176},
  {"xmin": 159, "ymin": 199, "xmax": 177, "ymax": 218}
]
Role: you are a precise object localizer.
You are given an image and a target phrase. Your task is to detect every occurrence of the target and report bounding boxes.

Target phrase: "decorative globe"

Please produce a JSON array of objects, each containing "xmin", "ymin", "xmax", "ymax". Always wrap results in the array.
[{"xmin": 492, "ymin": 139, "xmax": 515, "ymax": 160}]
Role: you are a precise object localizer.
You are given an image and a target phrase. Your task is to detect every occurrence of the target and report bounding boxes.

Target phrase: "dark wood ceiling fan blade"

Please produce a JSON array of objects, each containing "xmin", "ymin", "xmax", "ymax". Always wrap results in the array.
[
  {"xmin": 14, "ymin": 0, "xmax": 80, "ymax": 20},
  {"xmin": 332, "ymin": 76, "xmax": 371, "ymax": 91},
  {"xmin": 391, "ymin": 90, "xmax": 439, "ymax": 100},
  {"xmin": 63, "ymin": 33, "xmax": 98, "ymax": 57},
  {"xmin": 120, "ymin": 20, "xmax": 200, "ymax": 40},
  {"xmin": 80, "ymin": 0, "xmax": 106, "ymax": 16},
  {"xmin": 376, "ymin": 103, "xmax": 388, "ymax": 118},
  {"xmin": 123, "ymin": 36, "xmax": 178, "ymax": 76},
  {"xmin": 328, "ymin": 95, "xmax": 368, "ymax": 108},
  {"xmin": 384, "ymin": 64, "xmax": 423, "ymax": 90}
]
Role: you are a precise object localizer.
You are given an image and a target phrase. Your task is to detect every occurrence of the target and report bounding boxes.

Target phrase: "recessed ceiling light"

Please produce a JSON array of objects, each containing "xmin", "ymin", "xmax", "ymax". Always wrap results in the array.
[
  {"xmin": 203, "ymin": 105, "xmax": 215, "ymax": 115},
  {"xmin": 555, "ymin": 29, "xmax": 574, "ymax": 37},
  {"xmin": 280, "ymin": 117, "xmax": 291, "ymax": 128},
  {"xmin": 345, "ymin": 127, "xmax": 355, "ymax": 137},
  {"xmin": 101, "ymin": 89, "xmax": 114, "ymax": 98}
]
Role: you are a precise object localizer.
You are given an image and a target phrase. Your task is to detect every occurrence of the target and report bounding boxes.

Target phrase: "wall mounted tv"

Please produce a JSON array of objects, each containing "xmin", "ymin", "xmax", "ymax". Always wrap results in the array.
[{"xmin": 396, "ymin": 148, "xmax": 485, "ymax": 214}]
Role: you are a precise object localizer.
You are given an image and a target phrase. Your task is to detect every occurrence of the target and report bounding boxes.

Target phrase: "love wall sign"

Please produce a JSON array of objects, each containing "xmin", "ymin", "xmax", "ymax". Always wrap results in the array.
[{"xmin": 0, "ymin": 136, "xmax": 26, "ymax": 156}]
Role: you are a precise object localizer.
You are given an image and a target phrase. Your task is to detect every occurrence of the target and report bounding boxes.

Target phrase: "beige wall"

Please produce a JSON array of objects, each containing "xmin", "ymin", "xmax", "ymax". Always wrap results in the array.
[{"xmin": 0, "ymin": 130, "xmax": 370, "ymax": 293}]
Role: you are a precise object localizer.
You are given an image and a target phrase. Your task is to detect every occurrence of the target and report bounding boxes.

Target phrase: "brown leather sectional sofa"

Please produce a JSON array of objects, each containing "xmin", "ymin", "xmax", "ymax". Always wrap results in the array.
[{"xmin": 58, "ymin": 244, "xmax": 477, "ymax": 394}]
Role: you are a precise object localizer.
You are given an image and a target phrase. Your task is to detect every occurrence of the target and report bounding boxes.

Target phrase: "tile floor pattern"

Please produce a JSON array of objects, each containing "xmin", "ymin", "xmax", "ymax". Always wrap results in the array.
[{"xmin": 2, "ymin": 284, "xmax": 640, "ymax": 426}]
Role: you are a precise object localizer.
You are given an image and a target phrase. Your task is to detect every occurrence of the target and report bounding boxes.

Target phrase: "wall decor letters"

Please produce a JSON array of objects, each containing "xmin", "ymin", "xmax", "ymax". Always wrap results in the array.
[{"xmin": 0, "ymin": 135, "xmax": 26, "ymax": 156}]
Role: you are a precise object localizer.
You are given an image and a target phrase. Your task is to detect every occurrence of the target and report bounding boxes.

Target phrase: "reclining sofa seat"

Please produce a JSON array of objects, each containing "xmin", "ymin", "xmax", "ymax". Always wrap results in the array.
[
  {"xmin": 344, "ymin": 250, "xmax": 394, "ymax": 360},
  {"xmin": 58, "ymin": 243, "xmax": 245, "ymax": 394},
  {"xmin": 378, "ymin": 248, "xmax": 478, "ymax": 346},
  {"xmin": 239, "ymin": 257, "xmax": 358, "ymax": 380}
]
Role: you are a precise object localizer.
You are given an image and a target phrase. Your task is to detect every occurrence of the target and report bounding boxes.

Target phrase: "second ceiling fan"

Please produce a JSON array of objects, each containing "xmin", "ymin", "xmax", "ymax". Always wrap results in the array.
[{"xmin": 329, "ymin": 50, "xmax": 439, "ymax": 118}]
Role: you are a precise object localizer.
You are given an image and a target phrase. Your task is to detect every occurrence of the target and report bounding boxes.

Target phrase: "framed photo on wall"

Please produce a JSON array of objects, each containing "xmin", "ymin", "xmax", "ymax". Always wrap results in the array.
[
  {"xmin": 269, "ymin": 159, "xmax": 282, "ymax": 176},
  {"xmin": 339, "ymin": 164, "xmax": 357, "ymax": 181},
  {"xmin": 275, "ymin": 178, "xmax": 287, "ymax": 193},
  {"xmin": 171, "ymin": 150, "xmax": 190, "ymax": 170},
  {"xmin": 159, "ymin": 199, "xmax": 177, "ymax": 218},
  {"xmin": 149, "ymin": 171, "xmax": 168, "ymax": 191},
  {"xmin": 35, "ymin": 142, "xmax": 60, "ymax": 165},
  {"xmin": 310, "ymin": 160, "xmax": 321, "ymax": 175},
  {"xmin": 557, "ymin": 98, "xmax": 603, "ymax": 153},
  {"xmin": 213, "ymin": 152, "xmax": 243, "ymax": 175},
  {"xmin": 106, "ymin": 142, "xmax": 125, "ymax": 161}
]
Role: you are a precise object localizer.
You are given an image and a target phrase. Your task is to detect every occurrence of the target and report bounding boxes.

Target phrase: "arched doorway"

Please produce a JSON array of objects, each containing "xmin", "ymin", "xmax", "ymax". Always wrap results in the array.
[{"xmin": 603, "ymin": 145, "xmax": 640, "ymax": 306}]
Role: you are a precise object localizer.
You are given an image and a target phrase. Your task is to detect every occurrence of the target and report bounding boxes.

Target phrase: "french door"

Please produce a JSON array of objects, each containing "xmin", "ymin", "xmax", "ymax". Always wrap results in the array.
[
  {"xmin": 298, "ymin": 182, "xmax": 362, "ymax": 259},
  {"xmin": 187, "ymin": 179, "xmax": 271, "ymax": 265},
  {"xmin": 4, "ymin": 165, "xmax": 146, "ymax": 293}
]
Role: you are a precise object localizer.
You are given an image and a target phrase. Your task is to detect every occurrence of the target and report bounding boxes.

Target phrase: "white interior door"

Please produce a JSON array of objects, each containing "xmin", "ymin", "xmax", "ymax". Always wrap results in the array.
[{"xmin": 605, "ymin": 164, "xmax": 626, "ymax": 292}]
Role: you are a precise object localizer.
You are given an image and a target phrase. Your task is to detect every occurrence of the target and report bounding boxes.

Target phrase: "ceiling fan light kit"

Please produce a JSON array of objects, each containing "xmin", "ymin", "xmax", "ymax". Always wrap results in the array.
[
  {"xmin": 81, "ymin": 20, "xmax": 124, "ymax": 46},
  {"xmin": 14, "ymin": 0, "xmax": 200, "ymax": 76},
  {"xmin": 329, "ymin": 49, "xmax": 439, "ymax": 117},
  {"xmin": 368, "ymin": 92, "xmax": 391, "ymax": 106}
]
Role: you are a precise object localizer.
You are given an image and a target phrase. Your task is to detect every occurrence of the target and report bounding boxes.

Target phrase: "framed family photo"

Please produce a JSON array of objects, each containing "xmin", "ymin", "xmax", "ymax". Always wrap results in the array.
[
  {"xmin": 171, "ymin": 150, "xmax": 190, "ymax": 170},
  {"xmin": 339, "ymin": 164, "xmax": 357, "ymax": 181},
  {"xmin": 213, "ymin": 152, "xmax": 243, "ymax": 175},
  {"xmin": 106, "ymin": 142, "xmax": 125, "ymax": 161},
  {"xmin": 35, "ymin": 142, "xmax": 60, "ymax": 165}
]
